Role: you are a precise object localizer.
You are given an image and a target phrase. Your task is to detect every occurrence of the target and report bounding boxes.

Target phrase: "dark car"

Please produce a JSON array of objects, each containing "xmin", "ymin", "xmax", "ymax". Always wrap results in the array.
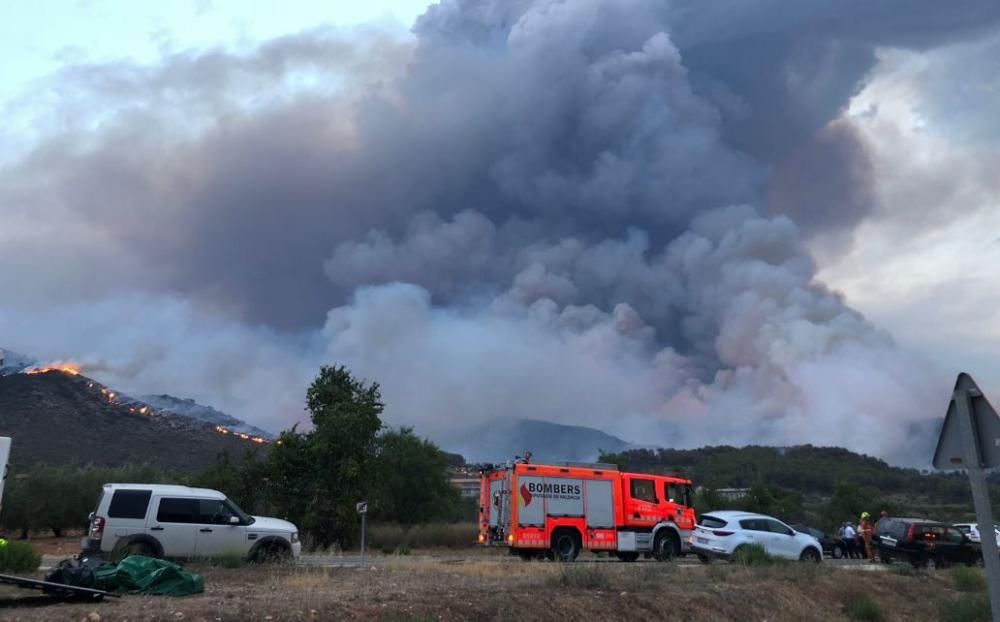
[
  {"xmin": 791, "ymin": 525, "xmax": 846, "ymax": 559},
  {"xmin": 875, "ymin": 517, "xmax": 978, "ymax": 568}
]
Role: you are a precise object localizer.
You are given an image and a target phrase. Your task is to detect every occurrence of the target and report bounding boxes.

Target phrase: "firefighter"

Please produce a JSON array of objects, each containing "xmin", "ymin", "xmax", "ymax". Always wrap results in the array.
[{"xmin": 859, "ymin": 512, "xmax": 875, "ymax": 561}]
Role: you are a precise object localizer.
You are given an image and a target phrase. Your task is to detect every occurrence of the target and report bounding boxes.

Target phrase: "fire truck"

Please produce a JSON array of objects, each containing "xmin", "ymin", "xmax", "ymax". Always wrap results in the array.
[{"xmin": 478, "ymin": 459, "xmax": 695, "ymax": 561}]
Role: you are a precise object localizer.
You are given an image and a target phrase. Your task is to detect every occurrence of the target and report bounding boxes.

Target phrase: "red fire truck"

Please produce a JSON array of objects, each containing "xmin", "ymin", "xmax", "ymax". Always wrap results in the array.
[{"xmin": 478, "ymin": 460, "xmax": 696, "ymax": 561}]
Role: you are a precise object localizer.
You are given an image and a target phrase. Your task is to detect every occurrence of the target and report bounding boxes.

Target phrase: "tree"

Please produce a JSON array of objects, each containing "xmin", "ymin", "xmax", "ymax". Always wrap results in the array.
[
  {"xmin": 266, "ymin": 365, "xmax": 384, "ymax": 548},
  {"xmin": 597, "ymin": 450, "xmax": 628, "ymax": 471},
  {"xmin": 822, "ymin": 482, "xmax": 894, "ymax": 532},
  {"xmin": 373, "ymin": 428, "xmax": 462, "ymax": 526}
]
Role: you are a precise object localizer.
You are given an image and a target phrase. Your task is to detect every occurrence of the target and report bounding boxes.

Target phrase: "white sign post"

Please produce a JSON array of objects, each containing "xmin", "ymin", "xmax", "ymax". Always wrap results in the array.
[
  {"xmin": 356, "ymin": 501, "xmax": 369, "ymax": 566},
  {"xmin": 933, "ymin": 373, "xmax": 1000, "ymax": 622}
]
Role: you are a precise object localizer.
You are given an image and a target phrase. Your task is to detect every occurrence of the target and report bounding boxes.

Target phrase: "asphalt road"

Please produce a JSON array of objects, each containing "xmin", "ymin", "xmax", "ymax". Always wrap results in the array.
[
  {"xmin": 294, "ymin": 553, "xmax": 886, "ymax": 570},
  {"xmin": 40, "ymin": 553, "xmax": 888, "ymax": 572}
]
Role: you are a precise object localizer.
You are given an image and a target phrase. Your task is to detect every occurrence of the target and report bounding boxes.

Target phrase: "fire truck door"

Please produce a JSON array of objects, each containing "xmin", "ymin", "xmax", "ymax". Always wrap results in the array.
[
  {"xmin": 585, "ymin": 480, "xmax": 614, "ymax": 528},
  {"xmin": 488, "ymin": 479, "xmax": 503, "ymax": 528}
]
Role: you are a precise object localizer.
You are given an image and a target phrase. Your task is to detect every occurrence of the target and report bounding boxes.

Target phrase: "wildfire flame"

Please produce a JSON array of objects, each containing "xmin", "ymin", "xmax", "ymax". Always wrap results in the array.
[
  {"xmin": 26, "ymin": 363, "xmax": 82, "ymax": 376},
  {"xmin": 214, "ymin": 425, "xmax": 271, "ymax": 445}
]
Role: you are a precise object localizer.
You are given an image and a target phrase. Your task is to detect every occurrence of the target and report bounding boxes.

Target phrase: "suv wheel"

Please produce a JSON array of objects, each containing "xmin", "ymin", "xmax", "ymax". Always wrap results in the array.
[
  {"xmin": 115, "ymin": 540, "xmax": 155, "ymax": 562},
  {"xmin": 252, "ymin": 541, "xmax": 291, "ymax": 564},
  {"xmin": 799, "ymin": 548, "xmax": 821, "ymax": 563}
]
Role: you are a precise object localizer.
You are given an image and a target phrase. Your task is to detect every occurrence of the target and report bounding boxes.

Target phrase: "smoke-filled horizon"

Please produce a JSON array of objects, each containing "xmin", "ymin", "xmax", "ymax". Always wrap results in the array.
[{"xmin": 3, "ymin": 0, "xmax": 1000, "ymax": 465}]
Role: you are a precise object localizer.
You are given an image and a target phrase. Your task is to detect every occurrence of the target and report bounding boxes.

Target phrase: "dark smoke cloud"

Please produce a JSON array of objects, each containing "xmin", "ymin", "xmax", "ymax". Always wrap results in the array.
[{"xmin": 2, "ymin": 0, "xmax": 998, "ymax": 463}]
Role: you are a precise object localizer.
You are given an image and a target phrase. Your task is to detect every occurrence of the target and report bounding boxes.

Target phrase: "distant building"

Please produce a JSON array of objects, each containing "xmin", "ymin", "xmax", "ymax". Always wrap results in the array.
[
  {"xmin": 715, "ymin": 488, "xmax": 749, "ymax": 501},
  {"xmin": 450, "ymin": 477, "xmax": 481, "ymax": 499}
]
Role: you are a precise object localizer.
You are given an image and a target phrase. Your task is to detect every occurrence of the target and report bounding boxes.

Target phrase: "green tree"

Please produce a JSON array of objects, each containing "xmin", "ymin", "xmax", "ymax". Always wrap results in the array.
[
  {"xmin": 822, "ymin": 482, "xmax": 893, "ymax": 531},
  {"xmin": 373, "ymin": 428, "xmax": 462, "ymax": 526},
  {"xmin": 597, "ymin": 450, "xmax": 628, "ymax": 471},
  {"xmin": 266, "ymin": 365, "xmax": 384, "ymax": 548}
]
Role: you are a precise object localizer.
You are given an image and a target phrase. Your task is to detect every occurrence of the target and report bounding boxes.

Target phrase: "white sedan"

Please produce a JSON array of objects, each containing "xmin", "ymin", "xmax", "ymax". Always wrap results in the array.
[{"xmin": 692, "ymin": 511, "xmax": 823, "ymax": 562}]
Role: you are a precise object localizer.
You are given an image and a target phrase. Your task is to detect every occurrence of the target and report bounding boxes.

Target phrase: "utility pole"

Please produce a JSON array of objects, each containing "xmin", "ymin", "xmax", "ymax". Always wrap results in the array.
[{"xmin": 357, "ymin": 501, "xmax": 369, "ymax": 566}]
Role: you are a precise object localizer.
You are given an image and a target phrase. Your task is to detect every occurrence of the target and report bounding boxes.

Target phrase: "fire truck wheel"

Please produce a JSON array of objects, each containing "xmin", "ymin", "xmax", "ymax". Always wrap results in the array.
[
  {"xmin": 653, "ymin": 532, "xmax": 678, "ymax": 562},
  {"xmin": 616, "ymin": 552, "xmax": 639, "ymax": 562},
  {"xmin": 551, "ymin": 530, "xmax": 581, "ymax": 562}
]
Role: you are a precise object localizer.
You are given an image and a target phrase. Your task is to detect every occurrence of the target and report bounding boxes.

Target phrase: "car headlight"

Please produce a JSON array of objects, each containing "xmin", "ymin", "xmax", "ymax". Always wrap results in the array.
[{"xmin": 291, "ymin": 532, "xmax": 299, "ymax": 543}]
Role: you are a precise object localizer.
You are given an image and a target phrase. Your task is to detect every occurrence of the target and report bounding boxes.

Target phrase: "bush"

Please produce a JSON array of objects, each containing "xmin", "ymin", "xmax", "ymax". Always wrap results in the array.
[
  {"xmin": 843, "ymin": 596, "xmax": 884, "ymax": 622},
  {"xmin": 952, "ymin": 566, "xmax": 987, "ymax": 592},
  {"xmin": 731, "ymin": 544, "xmax": 775, "ymax": 566},
  {"xmin": 549, "ymin": 565, "xmax": 611, "ymax": 590},
  {"xmin": 1, "ymin": 464, "xmax": 177, "ymax": 537},
  {"xmin": 889, "ymin": 562, "xmax": 916, "ymax": 576},
  {"xmin": 939, "ymin": 594, "xmax": 990, "ymax": 622},
  {"xmin": 0, "ymin": 540, "xmax": 41, "ymax": 573}
]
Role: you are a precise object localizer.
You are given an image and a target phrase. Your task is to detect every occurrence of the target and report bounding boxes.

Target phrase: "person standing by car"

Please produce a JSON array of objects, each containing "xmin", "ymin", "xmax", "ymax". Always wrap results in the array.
[
  {"xmin": 843, "ymin": 522, "xmax": 857, "ymax": 558},
  {"xmin": 860, "ymin": 512, "xmax": 875, "ymax": 561}
]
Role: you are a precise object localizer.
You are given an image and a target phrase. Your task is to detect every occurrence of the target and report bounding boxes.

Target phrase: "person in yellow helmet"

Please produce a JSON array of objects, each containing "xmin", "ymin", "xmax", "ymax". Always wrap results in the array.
[{"xmin": 859, "ymin": 512, "xmax": 874, "ymax": 561}]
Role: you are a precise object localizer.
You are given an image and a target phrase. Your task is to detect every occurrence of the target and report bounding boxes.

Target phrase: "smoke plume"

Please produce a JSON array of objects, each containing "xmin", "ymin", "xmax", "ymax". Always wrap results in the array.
[{"xmin": 3, "ymin": 0, "xmax": 998, "ymax": 463}]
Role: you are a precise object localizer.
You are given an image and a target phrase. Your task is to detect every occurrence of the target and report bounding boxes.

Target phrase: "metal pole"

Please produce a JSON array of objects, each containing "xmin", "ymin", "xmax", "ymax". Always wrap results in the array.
[
  {"xmin": 956, "ymin": 389, "xmax": 1000, "ymax": 622},
  {"xmin": 360, "ymin": 512, "xmax": 367, "ymax": 567}
]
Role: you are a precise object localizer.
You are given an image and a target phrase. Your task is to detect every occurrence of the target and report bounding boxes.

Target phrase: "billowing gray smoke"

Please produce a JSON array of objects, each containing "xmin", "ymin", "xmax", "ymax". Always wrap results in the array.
[{"xmin": 2, "ymin": 0, "xmax": 998, "ymax": 463}]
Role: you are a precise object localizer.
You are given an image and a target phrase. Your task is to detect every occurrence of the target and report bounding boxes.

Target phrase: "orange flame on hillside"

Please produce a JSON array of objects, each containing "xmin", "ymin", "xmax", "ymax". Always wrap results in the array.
[{"xmin": 26, "ymin": 363, "xmax": 82, "ymax": 376}]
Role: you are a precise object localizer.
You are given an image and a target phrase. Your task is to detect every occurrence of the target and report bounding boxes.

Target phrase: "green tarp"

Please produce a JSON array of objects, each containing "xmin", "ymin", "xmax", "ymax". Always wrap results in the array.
[{"xmin": 93, "ymin": 556, "xmax": 204, "ymax": 597}]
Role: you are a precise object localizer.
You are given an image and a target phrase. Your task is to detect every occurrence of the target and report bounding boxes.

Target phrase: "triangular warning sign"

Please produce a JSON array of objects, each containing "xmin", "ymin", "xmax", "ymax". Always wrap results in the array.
[{"xmin": 933, "ymin": 373, "xmax": 1000, "ymax": 470}]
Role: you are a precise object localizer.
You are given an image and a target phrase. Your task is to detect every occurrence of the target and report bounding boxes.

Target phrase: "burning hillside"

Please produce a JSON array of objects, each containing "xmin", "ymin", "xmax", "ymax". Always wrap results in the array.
[{"xmin": 0, "ymin": 369, "xmax": 267, "ymax": 471}]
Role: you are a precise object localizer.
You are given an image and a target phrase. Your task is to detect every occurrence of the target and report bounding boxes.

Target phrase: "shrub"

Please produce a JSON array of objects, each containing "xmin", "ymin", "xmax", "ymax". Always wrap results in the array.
[
  {"xmin": 0, "ymin": 540, "xmax": 41, "ymax": 573},
  {"xmin": 939, "ymin": 594, "xmax": 990, "ymax": 622},
  {"xmin": 843, "ymin": 596, "xmax": 884, "ymax": 622},
  {"xmin": 548, "ymin": 565, "xmax": 611, "ymax": 590},
  {"xmin": 889, "ymin": 562, "xmax": 916, "ymax": 577},
  {"xmin": 731, "ymin": 544, "xmax": 775, "ymax": 566},
  {"xmin": 952, "ymin": 566, "xmax": 987, "ymax": 592}
]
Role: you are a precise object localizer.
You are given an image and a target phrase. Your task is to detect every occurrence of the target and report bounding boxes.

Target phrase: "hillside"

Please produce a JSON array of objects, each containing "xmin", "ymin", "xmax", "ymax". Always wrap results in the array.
[
  {"xmin": 602, "ymin": 445, "xmax": 984, "ymax": 522},
  {"xmin": 0, "ymin": 371, "xmax": 266, "ymax": 471},
  {"xmin": 454, "ymin": 418, "xmax": 632, "ymax": 463},
  {"xmin": 139, "ymin": 394, "xmax": 274, "ymax": 439}
]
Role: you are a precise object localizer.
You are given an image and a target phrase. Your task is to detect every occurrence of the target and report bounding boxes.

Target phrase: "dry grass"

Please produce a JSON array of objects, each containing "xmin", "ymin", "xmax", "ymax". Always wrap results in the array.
[
  {"xmin": 366, "ymin": 523, "xmax": 478, "ymax": 552},
  {"xmin": 0, "ymin": 554, "xmax": 972, "ymax": 621}
]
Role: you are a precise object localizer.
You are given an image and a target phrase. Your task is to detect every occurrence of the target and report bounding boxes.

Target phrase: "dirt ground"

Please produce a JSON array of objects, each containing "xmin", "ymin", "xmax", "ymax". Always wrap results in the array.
[
  {"xmin": 0, "ymin": 552, "xmax": 982, "ymax": 622},
  {"xmin": 22, "ymin": 535, "xmax": 82, "ymax": 556}
]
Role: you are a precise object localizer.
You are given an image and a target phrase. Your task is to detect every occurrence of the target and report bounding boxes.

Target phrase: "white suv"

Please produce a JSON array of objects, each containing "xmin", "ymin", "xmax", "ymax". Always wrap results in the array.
[
  {"xmin": 82, "ymin": 484, "xmax": 301, "ymax": 561},
  {"xmin": 955, "ymin": 523, "xmax": 1000, "ymax": 546},
  {"xmin": 692, "ymin": 511, "xmax": 822, "ymax": 562}
]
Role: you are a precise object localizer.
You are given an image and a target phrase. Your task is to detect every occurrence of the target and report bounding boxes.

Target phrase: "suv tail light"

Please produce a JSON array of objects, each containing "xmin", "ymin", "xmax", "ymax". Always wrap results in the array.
[
  {"xmin": 712, "ymin": 530, "xmax": 734, "ymax": 537},
  {"xmin": 89, "ymin": 516, "xmax": 106, "ymax": 540},
  {"xmin": 905, "ymin": 524, "xmax": 915, "ymax": 543}
]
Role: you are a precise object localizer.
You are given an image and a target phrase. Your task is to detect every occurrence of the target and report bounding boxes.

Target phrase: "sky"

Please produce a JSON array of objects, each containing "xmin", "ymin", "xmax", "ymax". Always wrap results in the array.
[{"xmin": 1, "ymin": 0, "xmax": 998, "ymax": 465}]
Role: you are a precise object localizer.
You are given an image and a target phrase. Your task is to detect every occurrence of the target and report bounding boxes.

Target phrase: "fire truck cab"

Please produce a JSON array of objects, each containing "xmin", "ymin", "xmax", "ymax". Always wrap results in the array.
[{"xmin": 478, "ymin": 461, "xmax": 695, "ymax": 561}]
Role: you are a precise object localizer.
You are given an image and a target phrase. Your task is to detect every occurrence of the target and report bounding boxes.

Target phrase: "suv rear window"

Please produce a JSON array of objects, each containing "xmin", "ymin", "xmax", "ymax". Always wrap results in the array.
[
  {"xmin": 157, "ymin": 498, "xmax": 200, "ymax": 524},
  {"xmin": 699, "ymin": 515, "xmax": 728, "ymax": 529},
  {"xmin": 108, "ymin": 490, "xmax": 152, "ymax": 519}
]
